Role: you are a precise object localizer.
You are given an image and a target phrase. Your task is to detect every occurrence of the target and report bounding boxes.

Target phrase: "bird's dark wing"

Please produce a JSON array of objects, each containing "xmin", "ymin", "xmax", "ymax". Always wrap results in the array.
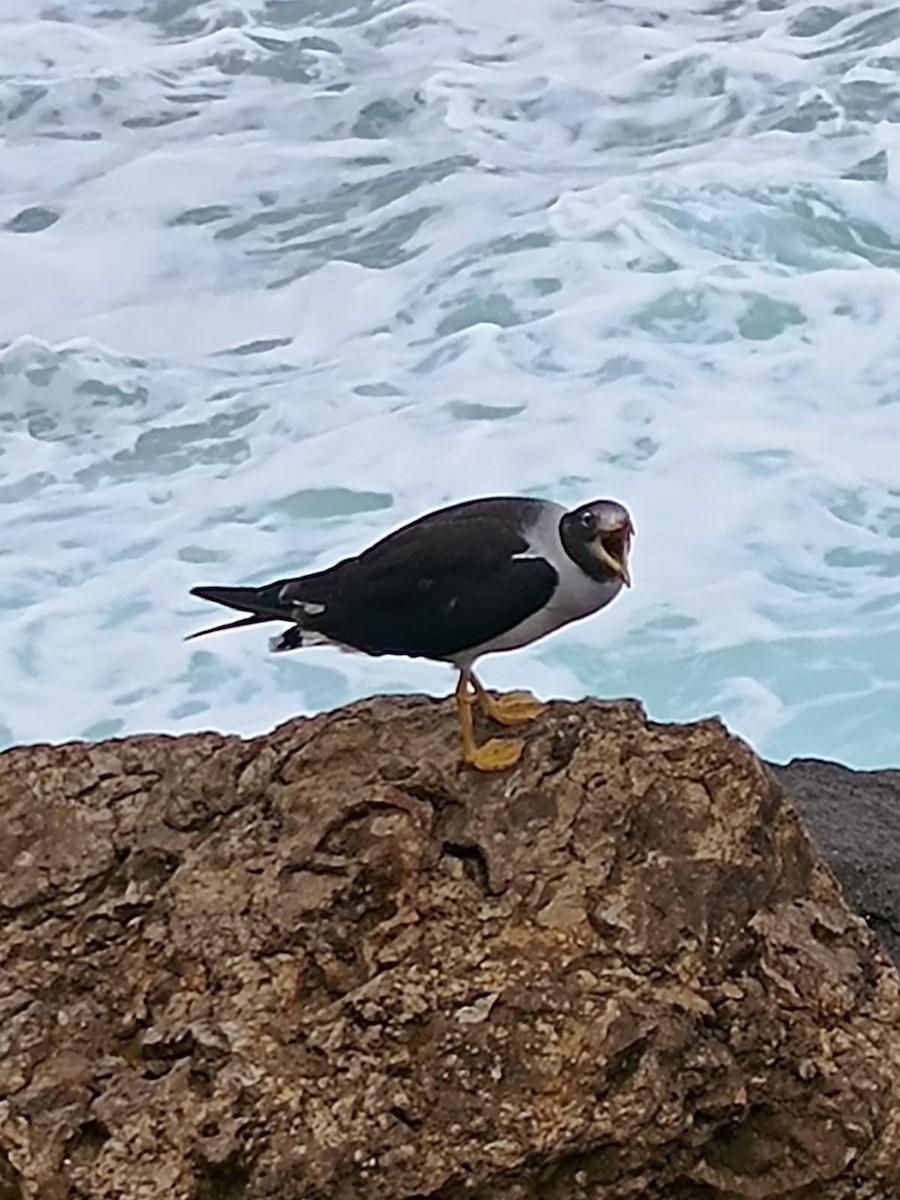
[{"xmin": 278, "ymin": 506, "xmax": 558, "ymax": 659}]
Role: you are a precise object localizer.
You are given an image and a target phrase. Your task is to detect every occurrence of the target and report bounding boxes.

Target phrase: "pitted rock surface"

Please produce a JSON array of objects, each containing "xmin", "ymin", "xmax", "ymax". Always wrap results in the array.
[{"xmin": 1, "ymin": 697, "xmax": 899, "ymax": 1199}]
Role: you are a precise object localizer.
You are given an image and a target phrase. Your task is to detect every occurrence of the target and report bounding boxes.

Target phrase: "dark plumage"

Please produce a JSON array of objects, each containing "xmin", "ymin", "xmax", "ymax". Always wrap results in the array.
[{"xmin": 189, "ymin": 495, "xmax": 634, "ymax": 770}]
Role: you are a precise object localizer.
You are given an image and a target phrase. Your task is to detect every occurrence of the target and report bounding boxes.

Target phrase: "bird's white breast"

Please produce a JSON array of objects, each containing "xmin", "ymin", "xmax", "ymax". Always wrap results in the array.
[{"xmin": 452, "ymin": 501, "xmax": 624, "ymax": 666}]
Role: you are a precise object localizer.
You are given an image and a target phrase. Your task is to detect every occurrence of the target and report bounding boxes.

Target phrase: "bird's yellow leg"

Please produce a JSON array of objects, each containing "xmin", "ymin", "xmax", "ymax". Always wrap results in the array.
[
  {"xmin": 468, "ymin": 671, "xmax": 548, "ymax": 727},
  {"xmin": 454, "ymin": 670, "xmax": 524, "ymax": 771}
]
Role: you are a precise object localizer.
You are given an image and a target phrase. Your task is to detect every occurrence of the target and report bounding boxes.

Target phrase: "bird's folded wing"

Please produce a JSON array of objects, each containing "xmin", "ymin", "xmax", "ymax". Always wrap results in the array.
[{"xmin": 281, "ymin": 514, "xmax": 559, "ymax": 659}]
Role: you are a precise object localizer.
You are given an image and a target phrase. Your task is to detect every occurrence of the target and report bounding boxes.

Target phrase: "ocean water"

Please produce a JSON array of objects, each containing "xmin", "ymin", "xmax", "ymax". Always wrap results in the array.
[{"xmin": 1, "ymin": 0, "xmax": 898, "ymax": 768}]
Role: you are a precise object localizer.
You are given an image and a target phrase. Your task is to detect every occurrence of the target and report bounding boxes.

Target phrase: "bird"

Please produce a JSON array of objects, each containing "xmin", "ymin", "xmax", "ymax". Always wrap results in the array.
[{"xmin": 187, "ymin": 495, "xmax": 634, "ymax": 771}]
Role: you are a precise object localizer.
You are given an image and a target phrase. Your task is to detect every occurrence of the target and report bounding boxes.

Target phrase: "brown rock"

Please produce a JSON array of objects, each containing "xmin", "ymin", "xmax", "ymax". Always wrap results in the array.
[{"xmin": 1, "ymin": 697, "xmax": 899, "ymax": 1200}]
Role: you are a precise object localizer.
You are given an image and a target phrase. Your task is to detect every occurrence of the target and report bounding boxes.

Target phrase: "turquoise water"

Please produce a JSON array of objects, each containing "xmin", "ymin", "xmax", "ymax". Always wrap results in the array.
[{"xmin": 1, "ymin": 0, "xmax": 898, "ymax": 767}]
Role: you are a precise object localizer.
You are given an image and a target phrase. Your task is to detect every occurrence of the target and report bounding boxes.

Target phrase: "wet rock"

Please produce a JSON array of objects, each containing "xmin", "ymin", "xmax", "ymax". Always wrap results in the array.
[{"xmin": 771, "ymin": 757, "xmax": 900, "ymax": 968}]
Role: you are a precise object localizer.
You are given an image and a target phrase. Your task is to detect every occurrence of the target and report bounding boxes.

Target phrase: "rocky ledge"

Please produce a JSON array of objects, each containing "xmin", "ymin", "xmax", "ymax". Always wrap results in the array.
[{"xmin": 1, "ymin": 697, "xmax": 899, "ymax": 1200}]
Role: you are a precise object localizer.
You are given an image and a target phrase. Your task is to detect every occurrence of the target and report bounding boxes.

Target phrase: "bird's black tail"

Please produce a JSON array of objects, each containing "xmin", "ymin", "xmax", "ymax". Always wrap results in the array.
[
  {"xmin": 191, "ymin": 585, "xmax": 269, "ymax": 614},
  {"xmin": 187, "ymin": 584, "xmax": 287, "ymax": 641}
]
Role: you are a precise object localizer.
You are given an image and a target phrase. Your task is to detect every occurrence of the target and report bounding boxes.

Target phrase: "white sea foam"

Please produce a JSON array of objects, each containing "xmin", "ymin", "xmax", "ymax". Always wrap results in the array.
[{"xmin": 1, "ymin": 0, "xmax": 898, "ymax": 767}]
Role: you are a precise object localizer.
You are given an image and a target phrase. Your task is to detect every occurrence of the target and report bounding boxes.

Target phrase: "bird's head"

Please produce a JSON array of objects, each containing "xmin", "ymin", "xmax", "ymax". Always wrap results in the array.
[{"xmin": 560, "ymin": 499, "xmax": 634, "ymax": 586}]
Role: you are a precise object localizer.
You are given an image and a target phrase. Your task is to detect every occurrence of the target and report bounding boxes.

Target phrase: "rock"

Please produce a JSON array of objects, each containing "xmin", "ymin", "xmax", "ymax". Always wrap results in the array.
[
  {"xmin": 1, "ymin": 696, "xmax": 899, "ymax": 1200},
  {"xmin": 770, "ymin": 758, "xmax": 900, "ymax": 968}
]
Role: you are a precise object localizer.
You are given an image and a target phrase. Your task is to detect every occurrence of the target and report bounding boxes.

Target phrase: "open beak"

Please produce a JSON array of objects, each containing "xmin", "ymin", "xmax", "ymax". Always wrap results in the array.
[{"xmin": 591, "ymin": 523, "xmax": 633, "ymax": 587}]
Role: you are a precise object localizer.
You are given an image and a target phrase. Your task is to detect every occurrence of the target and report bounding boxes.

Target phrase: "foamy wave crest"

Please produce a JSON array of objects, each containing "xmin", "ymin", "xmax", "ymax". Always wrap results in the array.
[{"xmin": 1, "ymin": 0, "xmax": 898, "ymax": 766}]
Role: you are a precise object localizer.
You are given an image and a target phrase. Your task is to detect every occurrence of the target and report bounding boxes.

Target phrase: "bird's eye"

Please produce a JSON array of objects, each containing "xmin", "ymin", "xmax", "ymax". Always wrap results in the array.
[{"xmin": 579, "ymin": 511, "xmax": 594, "ymax": 530}]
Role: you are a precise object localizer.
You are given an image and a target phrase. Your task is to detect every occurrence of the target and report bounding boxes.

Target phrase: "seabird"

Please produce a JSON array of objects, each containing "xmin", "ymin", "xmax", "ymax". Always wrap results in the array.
[{"xmin": 188, "ymin": 496, "xmax": 634, "ymax": 771}]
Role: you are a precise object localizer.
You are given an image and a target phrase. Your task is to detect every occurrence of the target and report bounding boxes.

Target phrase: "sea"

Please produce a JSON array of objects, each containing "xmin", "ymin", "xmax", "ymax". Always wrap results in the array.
[{"xmin": 1, "ymin": 0, "xmax": 899, "ymax": 769}]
